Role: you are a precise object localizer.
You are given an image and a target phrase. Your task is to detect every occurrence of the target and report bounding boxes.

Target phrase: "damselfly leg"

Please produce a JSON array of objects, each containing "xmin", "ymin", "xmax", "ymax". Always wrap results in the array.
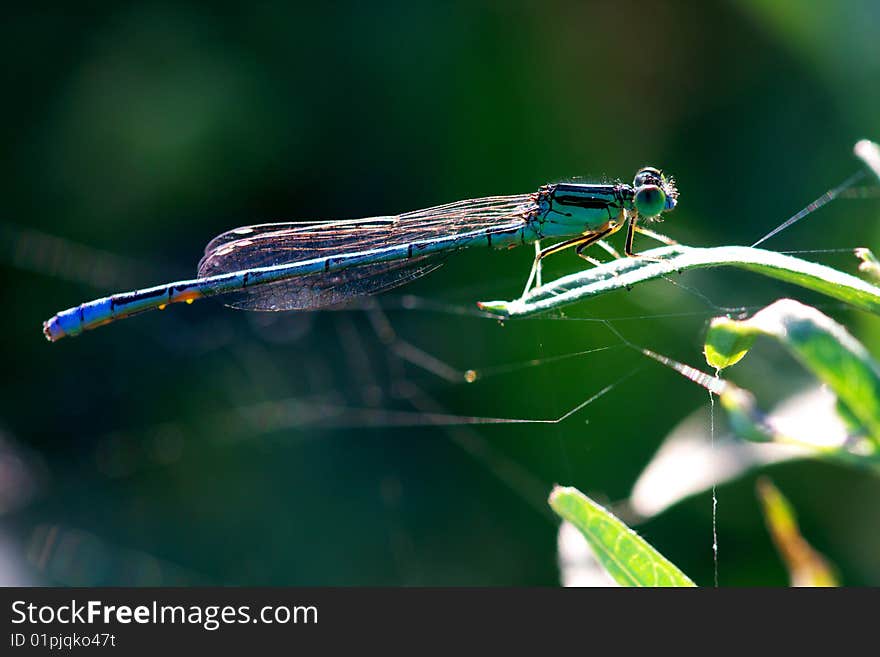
[
  {"xmin": 520, "ymin": 222, "xmax": 620, "ymax": 298},
  {"xmin": 624, "ymin": 213, "xmax": 678, "ymax": 260},
  {"xmin": 519, "ymin": 211, "xmax": 679, "ymax": 298}
]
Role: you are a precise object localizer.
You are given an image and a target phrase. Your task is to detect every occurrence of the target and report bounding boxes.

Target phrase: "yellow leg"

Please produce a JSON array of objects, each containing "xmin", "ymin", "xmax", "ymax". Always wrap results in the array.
[
  {"xmin": 534, "ymin": 240, "xmax": 543, "ymax": 289},
  {"xmin": 624, "ymin": 214, "xmax": 639, "ymax": 257}
]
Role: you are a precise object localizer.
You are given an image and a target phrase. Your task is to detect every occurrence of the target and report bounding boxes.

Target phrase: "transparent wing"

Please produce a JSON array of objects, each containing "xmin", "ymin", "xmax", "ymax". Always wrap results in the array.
[
  {"xmin": 197, "ymin": 194, "xmax": 536, "ymax": 311},
  {"xmin": 213, "ymin": 255, "xmax": 446, "ymax": 311}
]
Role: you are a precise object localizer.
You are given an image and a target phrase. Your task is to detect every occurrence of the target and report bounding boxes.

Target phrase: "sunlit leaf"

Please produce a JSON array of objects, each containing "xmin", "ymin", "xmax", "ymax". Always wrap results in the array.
[
  {"xmin": 556, "ymin": 521, "xmax": 617, "ymax": 587},
  {"xmin": 634, "ymin": 317, "xmax": 880, "ymax": 466},
  {"xmin": 705, "ymin": 298, "xmax": 880, "ymax": 450},
  {"xmin": 478, "ymin": 246, "xmax": 880, "ymax": 319},
  {"xmin": 548, "ymin": 485, "xmax": 695, "ymax": 587}
]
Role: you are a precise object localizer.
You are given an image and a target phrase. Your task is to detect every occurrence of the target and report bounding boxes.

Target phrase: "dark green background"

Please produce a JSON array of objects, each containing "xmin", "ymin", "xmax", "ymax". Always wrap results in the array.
[{"xmin": 3, "ymin": 1, "xmax": 879, "ymax": 585}]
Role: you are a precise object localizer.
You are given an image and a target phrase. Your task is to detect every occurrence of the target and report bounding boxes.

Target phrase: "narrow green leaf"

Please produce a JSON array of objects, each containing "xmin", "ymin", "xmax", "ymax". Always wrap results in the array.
[
  {"xmin": 548, "ymin": 485, "xmax": 695, "ymax": 587},
  {"xmin": 478, "ymin": 245, "xmax": 880, "ymax": 319}
]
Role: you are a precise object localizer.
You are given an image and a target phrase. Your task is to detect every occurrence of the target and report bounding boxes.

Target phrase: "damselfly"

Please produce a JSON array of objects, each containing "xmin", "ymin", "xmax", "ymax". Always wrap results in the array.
[{"xmin": 42, "ymin": 167, "xmax": 678, "ymax": 341}]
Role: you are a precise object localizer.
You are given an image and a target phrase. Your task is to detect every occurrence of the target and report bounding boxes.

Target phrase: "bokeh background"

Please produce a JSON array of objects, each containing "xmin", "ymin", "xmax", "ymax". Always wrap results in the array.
[{"xmin": 3, "ymin": 1, "xmax": 880, "ymax": 586}]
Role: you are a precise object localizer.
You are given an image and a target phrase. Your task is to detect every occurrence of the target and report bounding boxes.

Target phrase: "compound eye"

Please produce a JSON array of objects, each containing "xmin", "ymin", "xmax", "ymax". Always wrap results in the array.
[
  {"xmin": 634, "ymin": 184, "xmax": 667, "ymax": 217},
  {"xmin": 633, "ymin": 167, "xmax": 662, "ymax": 188}
]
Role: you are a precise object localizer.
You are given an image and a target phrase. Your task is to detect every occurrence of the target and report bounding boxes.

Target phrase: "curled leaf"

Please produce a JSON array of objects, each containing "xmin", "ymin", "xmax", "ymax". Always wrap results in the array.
[{"xmin": 704, "ymin": 299, "xmax": 880, "ymax": 448}]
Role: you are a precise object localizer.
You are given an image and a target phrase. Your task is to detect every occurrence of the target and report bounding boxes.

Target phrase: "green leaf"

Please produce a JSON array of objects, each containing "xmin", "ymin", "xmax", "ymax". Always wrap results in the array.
[
  {"xmin": 477, "ymin": 245, "xmax": 880, "ymax": 319},
  {"xmin": 704, "ymin": 317, "xmax": 757, "ymax": 369},
  {"xmin": 705, "ymin": 298, "xmax": 880, "ymax": 448},
  {"xmin": 635, "ymin": 317, "xmax": 880, "ymax": 466},
  {"xmin": 548, "ymin": 485, "xmax": 695, "ymax": 587}
]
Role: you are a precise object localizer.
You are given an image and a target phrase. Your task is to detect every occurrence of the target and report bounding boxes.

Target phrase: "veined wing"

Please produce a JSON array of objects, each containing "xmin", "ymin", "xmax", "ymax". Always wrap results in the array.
[
  {"xmin": 197, "ymin": 193, "xmax": 537, "ymax": 311},
  {"xmin": 201, "ymin": 216, "xmax": 405, "ymax": 257}
]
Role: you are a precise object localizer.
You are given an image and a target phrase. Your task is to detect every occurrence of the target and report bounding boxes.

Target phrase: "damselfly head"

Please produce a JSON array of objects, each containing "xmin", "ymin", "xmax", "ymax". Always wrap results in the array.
[{"xmin": 633, "ymin": 166, "xmax": 678, "ymax": 218}]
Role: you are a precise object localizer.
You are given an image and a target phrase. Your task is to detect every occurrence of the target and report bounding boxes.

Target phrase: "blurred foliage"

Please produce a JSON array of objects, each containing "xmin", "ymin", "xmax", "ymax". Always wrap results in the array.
[
  {"xmin": 756, "ymin": 477, "xmax": 838, "ymax": 586},
  {"xmin": 2, "ymin": 1, "xmax": 880, "ymax": 585}
]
